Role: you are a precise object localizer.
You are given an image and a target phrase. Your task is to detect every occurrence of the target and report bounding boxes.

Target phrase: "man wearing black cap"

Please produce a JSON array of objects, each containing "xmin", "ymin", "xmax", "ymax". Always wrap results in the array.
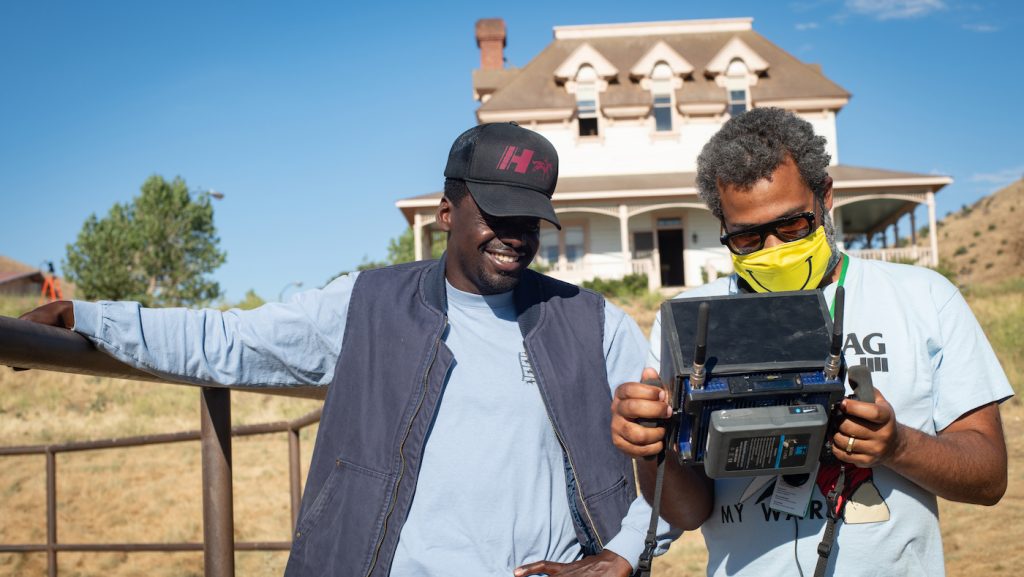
[{"xmin": 22, "ymin": 123, "xmax": 678, "ymax": 576}]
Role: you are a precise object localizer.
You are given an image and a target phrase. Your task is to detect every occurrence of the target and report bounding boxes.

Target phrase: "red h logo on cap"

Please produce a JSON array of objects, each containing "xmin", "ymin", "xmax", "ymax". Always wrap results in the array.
[{"xmin": 497, "ymin": 146, "xmax": 535, "ymax": 174}]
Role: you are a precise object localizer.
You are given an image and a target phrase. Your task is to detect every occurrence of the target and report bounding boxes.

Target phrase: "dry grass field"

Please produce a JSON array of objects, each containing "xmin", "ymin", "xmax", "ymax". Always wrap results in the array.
[{"xmin": 1, "ymin": 266, "xmax": 1021, "ymax": 576}]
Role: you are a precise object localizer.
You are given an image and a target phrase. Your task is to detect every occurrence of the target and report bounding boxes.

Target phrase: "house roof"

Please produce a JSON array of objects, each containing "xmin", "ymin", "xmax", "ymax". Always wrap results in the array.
[
  {"xmin": 476, "ymin": 19, "xmax": 850, "ymax": 117},
  {"xmin": 0, "ymin": 255, "xmax": 44, "ymax": 286},
  {"xmin": 0, "ymin": 255, "xmax": 37, "ymax": 276},
  {"xmin": 0, "ymin": 270, "xmax": 44, "ymax": 285},
  {"xmin": 394, "ymin": 164, "xmax": 950, "ymax": 224}
]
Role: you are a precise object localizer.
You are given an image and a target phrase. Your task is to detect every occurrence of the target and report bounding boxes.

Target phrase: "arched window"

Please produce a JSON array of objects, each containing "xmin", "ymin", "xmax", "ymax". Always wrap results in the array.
[
  {"xmin": 651, "ymin": 62, "xmax": 674, "ymax": 132},
  {"xmin": 725, "ymin": 59, "xmax": 750, "ymax": 117},
  {"xmin": 575, "ymin": 65, "xmax": 599, "ymax": 137}
]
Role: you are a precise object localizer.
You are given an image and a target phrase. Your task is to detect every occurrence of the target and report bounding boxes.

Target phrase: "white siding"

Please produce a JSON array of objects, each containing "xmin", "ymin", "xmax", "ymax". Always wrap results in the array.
[
  {"xmin": 533, "ymin": 119, "xmax": 723, "ymax": 177},
  {"xmin": 683, "ymin": 209, "xmax": 733, "ymax": 286},
  {"xmin": 531, "ymin": 111, "xmax": 837, "ymax": 178},
  {"xmin": 584, "ymin": 216, "xmax": 628, "ymax": 279},
  {"xmin": 805, "ymin": 112, "xmax": 839, "ymax": 165}
]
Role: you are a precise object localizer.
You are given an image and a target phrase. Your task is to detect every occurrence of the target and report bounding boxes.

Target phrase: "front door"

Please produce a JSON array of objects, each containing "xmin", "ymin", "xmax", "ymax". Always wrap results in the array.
[{"xmin": 658, "ymin": 229, "xmax": 684, "ymax": 286}]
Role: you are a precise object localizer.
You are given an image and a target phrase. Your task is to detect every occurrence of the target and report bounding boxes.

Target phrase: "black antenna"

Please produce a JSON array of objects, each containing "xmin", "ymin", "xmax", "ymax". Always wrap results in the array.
[
  {"xmin": 691, "ymin": 302, "xmax": 709, "ymax": 389},
  {"xmin": 824, "ymin": 286, "xmax": 844, "ymax": 380}
]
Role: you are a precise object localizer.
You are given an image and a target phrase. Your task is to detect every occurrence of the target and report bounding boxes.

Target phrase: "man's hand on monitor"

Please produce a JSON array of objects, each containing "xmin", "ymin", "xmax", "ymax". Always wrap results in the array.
[{"xmin": 611, "ymin": 367, "xmax": 672, "ymax": 459}]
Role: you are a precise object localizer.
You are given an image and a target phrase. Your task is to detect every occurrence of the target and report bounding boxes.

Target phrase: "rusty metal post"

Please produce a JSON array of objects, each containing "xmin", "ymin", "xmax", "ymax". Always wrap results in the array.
[
  {"xmin": 200, "ymin": 387, "xmax": 234, "ymax": 577},
  {"xmin": 288, "ymin": 428, "xmax": 301, "ymax": 531},
  {"xmin": 46, "ymin": 449, "xmax": 56, "ymax": 577}
]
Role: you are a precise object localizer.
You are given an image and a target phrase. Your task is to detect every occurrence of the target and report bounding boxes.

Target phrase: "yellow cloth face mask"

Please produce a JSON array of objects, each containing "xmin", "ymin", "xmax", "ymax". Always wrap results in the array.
[{"xmin": 731, "ymin": 226, "xmax": 833, "ymax": 293}]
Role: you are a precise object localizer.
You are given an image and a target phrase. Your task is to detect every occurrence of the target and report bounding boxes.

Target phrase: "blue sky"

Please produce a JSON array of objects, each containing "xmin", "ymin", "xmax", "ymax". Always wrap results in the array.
[{"xmin": 2, "ymin": 0, "xmax": 1021, "ymax": 303}]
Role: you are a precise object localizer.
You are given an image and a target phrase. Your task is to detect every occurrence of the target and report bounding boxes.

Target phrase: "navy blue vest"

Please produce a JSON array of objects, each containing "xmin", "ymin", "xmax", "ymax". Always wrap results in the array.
[{"xmin": 284, "ymin": 257, "xmax": 637, "ymax": 576}]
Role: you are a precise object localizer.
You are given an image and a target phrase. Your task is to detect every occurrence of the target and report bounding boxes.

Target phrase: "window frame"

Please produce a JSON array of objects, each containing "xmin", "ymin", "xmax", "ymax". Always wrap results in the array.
[
  {"xmin": 575, "ymin": 65, "xmax": 601, "ymax": 138},
  {"xmin": 537, "ymin": 220, "xmax": 589, "ymax": 271},
  {"xmin": 650, "ymin": 62, "xmax": 675, "ymax": 133},
  {"xmin": 724, "ymin": 58, "xmax": 751, "ymax": 118}
]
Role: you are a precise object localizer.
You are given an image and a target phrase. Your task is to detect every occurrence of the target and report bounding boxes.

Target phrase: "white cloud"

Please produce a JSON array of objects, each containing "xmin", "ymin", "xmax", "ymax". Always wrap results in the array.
[
  {"xmin": 795, "ymin": 21, "xmax": 821, "ymax": 30},
  {"xmin": 790, "ymin": 0, "xmax": 835, "ymax": 13},
  {"xmin": 969, "ymin": 166, "xmax": 1024, "ymax": 187},
  {"xmin": 845, "ymin": 0, "xmax": 946, "ymax": 20},
  {"xmin": 962, "ymin": 23, "xmax": 998, "ymax": 32}
]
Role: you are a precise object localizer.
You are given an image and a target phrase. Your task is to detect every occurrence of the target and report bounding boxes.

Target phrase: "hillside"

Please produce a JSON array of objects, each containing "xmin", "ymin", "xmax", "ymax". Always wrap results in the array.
[
  {"xmin": 0, "ymin": 255, "xmax": 37, "ymax": 275},
  {"xmin": 933, "ymin": 178, "xmax": 1024, "ymax": 286}
]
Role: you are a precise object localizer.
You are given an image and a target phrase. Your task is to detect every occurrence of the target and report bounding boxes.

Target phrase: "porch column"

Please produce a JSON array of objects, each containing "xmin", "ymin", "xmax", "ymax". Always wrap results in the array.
[
  {"xmin": 413, "ymin": 213, "xmax": 425, "ymax": 261},
  {"xmin": 619, "ymin": 204, "xmax": 631, "ymax": 276},
  {"xmin": 831, "ymin": 207, "xmax": 845, "ymax": 251},
  {"xmin": 926, "ymin": 190, "xmax": 939, "ymax": 267},
  {"xmin": 910, "ymin": 209, "xmax": 919, "ymax": 260}
]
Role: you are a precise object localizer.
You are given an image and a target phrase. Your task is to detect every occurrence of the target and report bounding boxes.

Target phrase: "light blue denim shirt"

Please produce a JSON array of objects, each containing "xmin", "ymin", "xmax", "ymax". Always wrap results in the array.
[{"xmin": 72, "ymin": 271, "xmax": 679, "ymax": 573}]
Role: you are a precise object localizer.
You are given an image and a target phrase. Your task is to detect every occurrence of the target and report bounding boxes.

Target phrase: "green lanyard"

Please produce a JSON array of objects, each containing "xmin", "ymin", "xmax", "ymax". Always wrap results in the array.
[{"xmin": 828, "ymin": 254, "xmax": 850, "ymax": 320}]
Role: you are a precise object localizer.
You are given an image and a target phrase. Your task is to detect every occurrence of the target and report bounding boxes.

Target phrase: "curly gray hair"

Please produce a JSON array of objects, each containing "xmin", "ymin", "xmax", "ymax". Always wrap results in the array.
[{"xmin": 696, "ymin": 107, "xmax": 831, "ymax": 220}]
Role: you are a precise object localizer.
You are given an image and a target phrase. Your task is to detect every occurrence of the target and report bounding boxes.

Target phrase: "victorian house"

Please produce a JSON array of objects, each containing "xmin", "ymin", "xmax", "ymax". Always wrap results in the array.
[{"xmin": 396, "ymin": 17, "xmax": 948, "ymax": 289}]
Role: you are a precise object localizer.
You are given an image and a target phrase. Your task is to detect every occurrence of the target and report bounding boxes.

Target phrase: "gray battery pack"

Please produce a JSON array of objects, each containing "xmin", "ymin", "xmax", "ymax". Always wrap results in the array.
[{"xmin": 704, "ymin": 405, "xmax": 828, "ymax": 478}]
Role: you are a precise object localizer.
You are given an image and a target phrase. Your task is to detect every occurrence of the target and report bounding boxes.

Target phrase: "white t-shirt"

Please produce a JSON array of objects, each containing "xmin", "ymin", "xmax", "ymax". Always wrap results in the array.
[{"xmin": 648, "ymin": 256, "xmax": 1012, "ymax": 576}]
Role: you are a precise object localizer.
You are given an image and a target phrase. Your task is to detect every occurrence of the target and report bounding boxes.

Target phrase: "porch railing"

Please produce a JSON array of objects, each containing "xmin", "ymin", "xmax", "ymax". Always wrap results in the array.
[
  {"xmin": 0, "ymin": 315, "xmax": 325, "ymax": 577},
  {"xmin": 847, "ymin": 246, "xmax": 933, "ymax": 265}
]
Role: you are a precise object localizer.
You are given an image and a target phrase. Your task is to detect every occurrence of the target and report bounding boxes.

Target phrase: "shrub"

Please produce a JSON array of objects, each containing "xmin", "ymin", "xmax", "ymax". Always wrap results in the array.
[
  {"xmin": 529, "ymin": 260, "xmax": 551, "ymax": 273},
  {"xmin": 582, "ymin": 274, "xmax": 649, "ymax": 298},
  {"xmin": 954, "ymin": 246, "xmax": 968, "ymax": 256}
]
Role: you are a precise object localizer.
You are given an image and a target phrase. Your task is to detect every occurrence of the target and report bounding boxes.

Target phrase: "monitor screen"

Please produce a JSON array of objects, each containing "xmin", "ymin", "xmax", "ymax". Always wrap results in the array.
[{"xmin": 663, "ymin": 291, "xmax": 832, "ymax": 375}]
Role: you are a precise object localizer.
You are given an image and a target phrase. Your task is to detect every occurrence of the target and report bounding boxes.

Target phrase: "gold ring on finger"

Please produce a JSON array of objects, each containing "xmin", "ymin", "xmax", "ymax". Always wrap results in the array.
[{"xmin": 845, "ymin": 435, "xmax": 856, "ymax": 454}]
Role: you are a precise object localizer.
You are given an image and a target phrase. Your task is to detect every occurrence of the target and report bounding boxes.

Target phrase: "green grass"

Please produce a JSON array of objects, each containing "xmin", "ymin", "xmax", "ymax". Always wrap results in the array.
[{"xmin": 0, "ymin": 295, "xmax": 40, "ymax": 319}]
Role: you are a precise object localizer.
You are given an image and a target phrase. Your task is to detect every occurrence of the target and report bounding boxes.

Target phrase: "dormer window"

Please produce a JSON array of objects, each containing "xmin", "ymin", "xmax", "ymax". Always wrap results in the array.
[
  {"xmin": 728, "ymin": 89, "xmax": 748, "ymax": 116},
  {"xmin": 706, "ymin": 38, "xmax": 767, "ymax": 118},
  {"xmin": 725, "ymin": 59, "xmax": 750, "ymax": 117},
  {"xmin": 629, "ymin": 42, "xmax": 691, "ymax": 133},
  {"xmin": 553, "ymin": 44, "xmax": 616, "ymax": 138},
  {"xmin": 575, "ymin": 65, "xmax": 600, "ymax": 137},
  {"xmin": 651, "ymin": 62, "xmax": 674, "ymax": 132}
]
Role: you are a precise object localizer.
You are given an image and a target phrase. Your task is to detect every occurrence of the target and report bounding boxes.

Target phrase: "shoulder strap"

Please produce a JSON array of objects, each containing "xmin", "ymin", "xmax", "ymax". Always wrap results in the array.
[
  {"xmin": 813, "ymin": 465, "xmax": 846, "ymax": 577},
  {"xmin": 637, "ymin": 449, "xmax": 668, "ymax": 577}
]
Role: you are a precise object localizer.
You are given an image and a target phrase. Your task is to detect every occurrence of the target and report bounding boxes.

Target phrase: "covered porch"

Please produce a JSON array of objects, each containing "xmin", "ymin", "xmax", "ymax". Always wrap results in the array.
[
  {"xmin": 829, "ymin": 165, "xmax": 950, "ymax": 267},
  {"xmin": 394, "ymin": 165, "xmax": 951, "ymax": 290}
]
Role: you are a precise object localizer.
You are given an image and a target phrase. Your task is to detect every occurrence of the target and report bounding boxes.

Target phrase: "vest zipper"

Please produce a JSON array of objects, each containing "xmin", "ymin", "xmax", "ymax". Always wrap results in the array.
[
  {"xmin": 363, "ymin": 320, "xmax": 447, "ymax": 577},
  {"xmin": 524, "ymin": 344, "xmax": 605, "ymax": 550}
]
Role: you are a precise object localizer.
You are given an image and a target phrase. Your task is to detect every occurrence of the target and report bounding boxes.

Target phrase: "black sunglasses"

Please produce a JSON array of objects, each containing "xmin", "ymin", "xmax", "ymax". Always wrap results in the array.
[{"xmin": 720, "ymin": 211, "xmax": 816, "ymax": 255}]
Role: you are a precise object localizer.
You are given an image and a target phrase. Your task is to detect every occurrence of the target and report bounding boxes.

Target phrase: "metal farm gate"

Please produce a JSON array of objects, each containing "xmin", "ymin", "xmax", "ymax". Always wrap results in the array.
[{"xmin": 0, "ymin": 316, "xmax": 326, "ymax": 577}]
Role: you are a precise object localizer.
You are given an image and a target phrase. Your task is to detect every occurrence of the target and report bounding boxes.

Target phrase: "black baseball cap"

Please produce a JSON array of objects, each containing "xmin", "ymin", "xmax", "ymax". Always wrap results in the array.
[{"xmin": 444, "ymin": 122, "xmax": 561, "ymax": 229}]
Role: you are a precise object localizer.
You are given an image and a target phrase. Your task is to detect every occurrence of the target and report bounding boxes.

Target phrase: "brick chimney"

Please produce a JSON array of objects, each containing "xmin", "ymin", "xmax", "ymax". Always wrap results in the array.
[{"xmin": 476, "ymin": 18, "xmax": 506, "ymax": 70}]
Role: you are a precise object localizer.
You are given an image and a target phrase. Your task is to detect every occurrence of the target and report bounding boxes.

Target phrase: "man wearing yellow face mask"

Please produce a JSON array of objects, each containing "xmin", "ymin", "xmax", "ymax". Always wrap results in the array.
[{"xmin": 610, "ymin": 108, "xmax": 1012, "ymax": 576}]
